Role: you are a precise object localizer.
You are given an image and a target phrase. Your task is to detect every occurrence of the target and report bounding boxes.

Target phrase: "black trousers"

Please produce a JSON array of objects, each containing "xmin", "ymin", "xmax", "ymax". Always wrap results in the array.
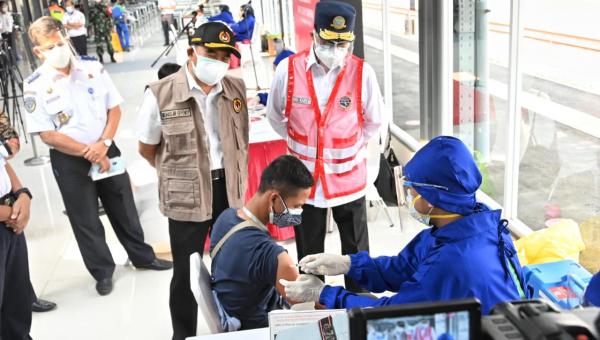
[
  {"xmin": 0, "ymin": 223, "xmax": 32, "ymax": 340},
  {"xmin": 161, "ymin": 14, "xmax": 175, "ymax": 45},
  {"xmin": 49, "ymin": 145, "xmax": 156, "ymax": 281},
  {"xmin": 168, "ymin": 177, "xmax": 229, "ymax": 340},
  {"xmin": 294, "ymin": 196, "xmax": 369, "ymax": 292},
  {"xmin": 71, "ymin": 34, "xmax": 88, "ymax": 56}
]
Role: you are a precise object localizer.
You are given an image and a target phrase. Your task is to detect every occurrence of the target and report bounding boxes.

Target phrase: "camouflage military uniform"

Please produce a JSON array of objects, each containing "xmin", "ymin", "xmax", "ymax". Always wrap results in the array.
[
  {"xmin": 89, "ymin": 2, "xmax": 116, "ymax": 63},
  {"xmin": 0, "ymin": 109, "xmax": 19, "ymax": 141}
]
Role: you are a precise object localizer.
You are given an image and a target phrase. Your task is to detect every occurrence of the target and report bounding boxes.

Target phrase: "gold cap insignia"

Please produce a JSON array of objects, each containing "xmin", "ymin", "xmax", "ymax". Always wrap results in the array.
[
  {"xmin": 331, "ymin": 16, "xmax": 346, "ymax": 30},
  {"xmin": 219, "ymin": 31, "xmax": 231, "ymax": 43}
]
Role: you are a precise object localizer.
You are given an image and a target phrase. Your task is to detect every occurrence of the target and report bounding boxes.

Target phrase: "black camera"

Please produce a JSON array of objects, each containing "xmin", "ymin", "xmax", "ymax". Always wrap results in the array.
[{"xmin": 346, "ymin": 299, "xmax": 599, "ymax": 340}]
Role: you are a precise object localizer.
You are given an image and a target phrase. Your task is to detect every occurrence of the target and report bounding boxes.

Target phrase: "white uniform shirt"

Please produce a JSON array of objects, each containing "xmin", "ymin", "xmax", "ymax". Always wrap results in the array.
[
  {"xmin": 0, "ymin": 159, "xmax": 11, "ymax": 197},
  {"xmin": 267, "ymin": 47, "xmax": 384, "ymax": 208},
  {"xmin": 158, "ymin": 0, "xmax": 176, "ymax": 15},
  {"xmin": 24, "ymin": 58, "xmax": 123, "ymax": 145},
  {"xmin": 136, "ymin": 65, "xmax": 225, "ymax": 170},
  {"xmin": 62, "ymin": 10, "xmax": 87, "ymax": 37},
  {"xmin": 0, "ymin": 12, "xmax": 13, "ymax": 34}
]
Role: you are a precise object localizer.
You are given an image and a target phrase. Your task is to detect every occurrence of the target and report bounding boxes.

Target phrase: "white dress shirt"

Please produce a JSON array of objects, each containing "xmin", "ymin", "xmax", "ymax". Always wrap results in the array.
[
  {"xmin": 0, "ymin": 12, "xmax": 13, "ymax": 34},
  {"xmin": 24, "ymin": 58, "xmax": 123, "ymax": 145},
  {"xmin": 267, "ymin": 47, "xmax": 384, "ymax": 208},
  {"xmin": 0, "ymin": 158, "xmax": 11, "ymax": 198},
  {"xmin": 136, "ymin": 65, "xmax": 225, "ymax": 170},
  {"xmin": 62, "ymin": 10, "xmax": 87, "ymax": 37},
  {"xmin": 158, "ymin": 0, "xmax": 176, "ymax": 15}
]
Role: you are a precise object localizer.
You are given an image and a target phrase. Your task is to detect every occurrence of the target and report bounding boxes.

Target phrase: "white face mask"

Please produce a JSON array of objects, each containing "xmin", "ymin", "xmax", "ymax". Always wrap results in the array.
[
  {"xmin": 42, "ymin": 43, "xmax": 72, "ymax": 69},
  {"xmin": 192, "ymin": 53, "xmax": 229, "ymax": 86},
  {"xmin": 66, "ymin": 6, "xmax": 74, "ymax": 13},
  {"xmin": 314, "ymin": 42, "xmax": 348, "ymax": 69}
]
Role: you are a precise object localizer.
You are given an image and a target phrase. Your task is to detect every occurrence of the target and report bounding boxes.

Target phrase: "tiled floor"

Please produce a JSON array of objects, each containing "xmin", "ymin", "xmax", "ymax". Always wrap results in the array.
[{"xmin": 16, "ymin": 27, "xmax": 425, "ymax": 340}]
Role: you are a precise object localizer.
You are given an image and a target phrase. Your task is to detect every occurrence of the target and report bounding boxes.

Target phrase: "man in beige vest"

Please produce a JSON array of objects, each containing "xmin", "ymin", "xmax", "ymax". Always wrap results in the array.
[{"xmin": 136, "ymin": 22, "xmax": 248, "ymax": 340}]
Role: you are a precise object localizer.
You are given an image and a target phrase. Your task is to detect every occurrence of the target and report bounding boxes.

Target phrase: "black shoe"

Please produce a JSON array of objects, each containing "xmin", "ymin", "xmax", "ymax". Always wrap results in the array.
[
  {"xmin": 32, "ymin": 298, "xmax": 57, "ymax": 312},
  {"xmin": 96, "ymin": 278, "xmax": 113, "ymax": 296},
  {"xmin": 136, "ymin": 258, "xmax": 172, "ymax": 271},
  {"xmin": 98, "ymin": 54, "xmax": 104, "ymax": 64},
  {"xmin": 110, "ymin": 55, "xmax": 117, "ymax": 63}
]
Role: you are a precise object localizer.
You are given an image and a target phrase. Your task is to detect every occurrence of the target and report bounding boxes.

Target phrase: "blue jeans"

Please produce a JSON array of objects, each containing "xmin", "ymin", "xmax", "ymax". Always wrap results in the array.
[{"xmin": 116, "ymin": 23, "xmax": 130, "ymax": 49}]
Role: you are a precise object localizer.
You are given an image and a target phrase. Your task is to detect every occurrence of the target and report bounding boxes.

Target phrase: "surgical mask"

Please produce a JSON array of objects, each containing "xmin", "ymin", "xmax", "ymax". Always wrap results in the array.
[
  {"xmin": 269, "ymin": 195, "xmax": 303, "ymax": 227},
  {"xmin": 66, "ymin": 6, "xmax": 74, "ymax": 13},
  {"xmin": 407, "ymin": 191, "xmax": 432, "ymax": 225},
  {"xmin": 193, "ymin": 53, "xmax": 229, "ymax": 86},
  {"xmin": 406, "ymin": 192, "xmax": 461, "ymax": 226},
  {"xmin": 42, "ymin": 43, "xmax": 72, "ymax": 69},
  {"xmin": 314, "ymin": 42, "xmax": 348, "ymax": 69}
]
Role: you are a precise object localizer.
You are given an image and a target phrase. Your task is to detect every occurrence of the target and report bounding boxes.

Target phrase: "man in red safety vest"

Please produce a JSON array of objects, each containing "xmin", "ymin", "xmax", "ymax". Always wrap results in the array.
[{"xmin": 267, "ymin": 0, "xmax": 384, "ymax": 291}]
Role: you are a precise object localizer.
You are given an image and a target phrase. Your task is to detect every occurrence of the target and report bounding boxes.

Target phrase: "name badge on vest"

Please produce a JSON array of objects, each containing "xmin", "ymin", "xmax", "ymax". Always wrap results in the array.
[
  {"xmin": 292, "ymin": 96, "xmax": 312, "ymax": 105},
  {"xmin": 160, "ymin": 108, "xmax": 192, "ymax": 120}
]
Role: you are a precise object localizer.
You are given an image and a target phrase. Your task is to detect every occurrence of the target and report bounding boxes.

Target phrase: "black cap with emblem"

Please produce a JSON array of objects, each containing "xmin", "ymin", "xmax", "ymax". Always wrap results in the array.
[
  {"xmin": 190, "ymin": 22, "xmax": 241, "ymax": 58},
  {"xmin": 314, "ymin": 0, "xmax": 356, "ymax": 42}
]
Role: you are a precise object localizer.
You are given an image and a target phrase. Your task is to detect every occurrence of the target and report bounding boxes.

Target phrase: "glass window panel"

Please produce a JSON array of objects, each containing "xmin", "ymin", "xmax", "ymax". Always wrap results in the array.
[
  {"xmin": 518, "ymin": 0, "xmax": 600, "ymax": 272},
  {"xmin": 363, "ymin": 0, "xmax": 420, "ymax": 138}
]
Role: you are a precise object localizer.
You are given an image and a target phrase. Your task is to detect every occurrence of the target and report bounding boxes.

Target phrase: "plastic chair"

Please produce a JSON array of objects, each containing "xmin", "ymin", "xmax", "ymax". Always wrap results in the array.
[{"xmin": 189, "ymin": 252, "xmax": 223, "ymax": 335}]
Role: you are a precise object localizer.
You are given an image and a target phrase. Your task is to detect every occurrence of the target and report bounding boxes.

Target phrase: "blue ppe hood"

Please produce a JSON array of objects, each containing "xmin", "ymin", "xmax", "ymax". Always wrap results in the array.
[{"xmin": 404, "ymin": 136, "xmax": 482, "ymax": 216}]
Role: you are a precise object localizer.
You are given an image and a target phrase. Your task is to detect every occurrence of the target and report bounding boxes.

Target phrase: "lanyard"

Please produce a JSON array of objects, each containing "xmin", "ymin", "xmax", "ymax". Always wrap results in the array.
[{"xmin": 241, "ymin": 207, "xmax": 269, "ymax": 232}]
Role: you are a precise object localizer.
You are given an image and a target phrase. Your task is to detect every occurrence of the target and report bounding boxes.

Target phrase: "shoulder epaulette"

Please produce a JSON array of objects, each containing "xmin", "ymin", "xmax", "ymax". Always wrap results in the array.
[{"xmin": 25, "ymin": 72, "xmax": 41, "ymax": 84}]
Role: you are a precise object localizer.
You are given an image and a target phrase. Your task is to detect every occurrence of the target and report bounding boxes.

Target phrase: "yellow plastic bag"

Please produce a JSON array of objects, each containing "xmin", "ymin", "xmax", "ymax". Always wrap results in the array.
[
  {"xmin": 111, "ymin": 30, "xmax": 123, "ymax": 53},
  {"xmin": 579, "ymin": 216, "xmax": 600, "ymax": 274},
  {"xmin": 515, "ymin": 218, "xmax": 585, "ymax": 266}
]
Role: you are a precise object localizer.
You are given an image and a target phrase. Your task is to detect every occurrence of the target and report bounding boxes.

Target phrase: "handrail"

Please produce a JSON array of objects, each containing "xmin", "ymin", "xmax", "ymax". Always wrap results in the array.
[{"xmin": 389, "ymin": 123, "xmax": 421, "ymax": 152}]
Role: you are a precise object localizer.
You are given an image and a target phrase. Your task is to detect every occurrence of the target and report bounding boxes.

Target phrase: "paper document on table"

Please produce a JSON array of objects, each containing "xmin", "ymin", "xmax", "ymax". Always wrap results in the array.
[
  {"xmin": 268, "ymin": 309, "xmax": 347, "ymax": 340},
  {"xmin": 88, "ymin": 156, "xmax": 126, "ymax": 181},
  {"xmin": 275, "ymin": 313, "xmax": 349, "ymax": 340}
]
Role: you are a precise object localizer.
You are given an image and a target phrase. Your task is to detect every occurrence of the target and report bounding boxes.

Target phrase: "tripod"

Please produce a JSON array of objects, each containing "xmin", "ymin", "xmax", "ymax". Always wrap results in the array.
[
  {"xmin": 150, "ymin": 19, "xmax": 195, "ymax": 67},
  {"xmin": 0, "ymin": 33, "xmax": 27, "ymax": 143}
]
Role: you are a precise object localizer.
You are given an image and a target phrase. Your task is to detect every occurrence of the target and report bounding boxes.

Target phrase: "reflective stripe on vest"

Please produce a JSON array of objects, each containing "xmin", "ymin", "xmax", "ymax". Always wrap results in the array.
[{"xmin": 285, "ymin": 51, "xmax": 366, "ymax": 200}]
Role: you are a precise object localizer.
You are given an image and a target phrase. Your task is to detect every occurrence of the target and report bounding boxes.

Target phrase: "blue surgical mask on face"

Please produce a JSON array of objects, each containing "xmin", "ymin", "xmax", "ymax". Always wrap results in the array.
[{"xmin": 269, "ymin": 195, "xmax": 303, "ymax": 227}]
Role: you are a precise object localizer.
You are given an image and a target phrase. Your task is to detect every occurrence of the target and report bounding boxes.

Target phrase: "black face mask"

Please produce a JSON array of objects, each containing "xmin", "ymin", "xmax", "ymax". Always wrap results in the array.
[{"xmin": 269, "ymin": 195, "xmax": 303, "ymax": 227}]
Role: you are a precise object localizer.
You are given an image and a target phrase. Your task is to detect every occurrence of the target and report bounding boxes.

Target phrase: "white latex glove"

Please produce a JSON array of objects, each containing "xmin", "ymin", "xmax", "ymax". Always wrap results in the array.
[
  {"xmin": 299, "ymin": 253, "xmax": 351, "ymax": 275},
  {"xmin": 279, "ymin": 274, "xmax": 325, "ymax": 303}
]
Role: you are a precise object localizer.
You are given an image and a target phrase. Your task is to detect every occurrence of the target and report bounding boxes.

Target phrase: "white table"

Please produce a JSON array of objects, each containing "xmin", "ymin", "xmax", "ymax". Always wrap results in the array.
[{"xmin": 186, "ymin": 327, "xmax": 269, "ymax": 340}]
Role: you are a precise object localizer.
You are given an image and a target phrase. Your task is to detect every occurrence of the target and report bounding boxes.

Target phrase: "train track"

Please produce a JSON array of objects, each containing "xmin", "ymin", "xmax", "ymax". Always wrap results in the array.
[{"xmin": 362, "ymin": 2, "xmax": 600, "ymax": 53}]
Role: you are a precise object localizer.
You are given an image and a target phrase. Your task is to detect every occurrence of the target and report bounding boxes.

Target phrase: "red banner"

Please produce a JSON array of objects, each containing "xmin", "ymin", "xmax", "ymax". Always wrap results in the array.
[{"xmin": 293, "ymin": 0, "xmax": 319, "ymax": 53}]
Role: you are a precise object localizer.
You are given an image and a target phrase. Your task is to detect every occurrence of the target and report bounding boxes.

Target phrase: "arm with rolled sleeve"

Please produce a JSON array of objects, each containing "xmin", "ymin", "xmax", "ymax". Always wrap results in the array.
[
  {"xmin": 136, "ymin": 88, "xmax": 162, "ymax": 167},
  {"xmin": 266, "ymin": 59, "xmax": 290, "ymax": 139},
  {"xmin": 360, "ymin": 62, "xmax": 384, "ymax": 143}
]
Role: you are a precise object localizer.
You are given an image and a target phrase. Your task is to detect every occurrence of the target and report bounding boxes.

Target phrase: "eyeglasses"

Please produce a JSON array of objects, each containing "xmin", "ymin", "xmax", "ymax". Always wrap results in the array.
[
  {"xmin": 398, "ymin": 176, "xmax": 449, "ymax": 206},
  {"xmin": 37, "ymin": 36, "xmax": 69, "ymax": 52}
]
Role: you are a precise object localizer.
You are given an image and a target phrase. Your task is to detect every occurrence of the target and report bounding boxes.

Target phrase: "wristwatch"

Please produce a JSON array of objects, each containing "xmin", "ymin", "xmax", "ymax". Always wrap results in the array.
[
  {"xmin": 103, "ymin": 138, "xmax": 113, "ymax": 147},
  {"xmin": 14, "ymin": 187, "xmax": 32, "ymax": 200}
]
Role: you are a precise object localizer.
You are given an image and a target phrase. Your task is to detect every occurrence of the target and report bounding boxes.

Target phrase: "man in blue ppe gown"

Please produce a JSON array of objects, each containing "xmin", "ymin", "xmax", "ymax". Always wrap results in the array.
[{"xmin": 281, "ymin": 136, "xmax": 528, "ymax": 314}]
